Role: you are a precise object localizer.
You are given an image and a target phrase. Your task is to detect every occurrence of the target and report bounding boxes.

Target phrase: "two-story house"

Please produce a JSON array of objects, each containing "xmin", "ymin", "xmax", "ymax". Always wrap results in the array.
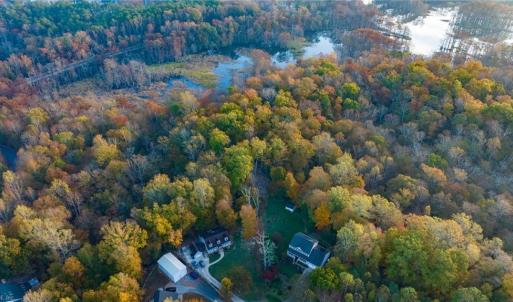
[
  {"xmin": 198, "ymin": 228, "xmax": 232, "ymax": 254},
  {"xmin": 287, "ymin": 232, "xmax": 330, "ymax": 270}
]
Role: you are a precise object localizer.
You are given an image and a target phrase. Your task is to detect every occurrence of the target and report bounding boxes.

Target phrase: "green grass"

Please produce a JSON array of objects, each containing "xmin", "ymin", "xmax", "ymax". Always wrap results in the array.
[
  {"xmin": 263, "ymin": 197, "xmax": 313, "ymax": 254},
  {"xmin": 285, "ymin": 37, "xmax": 307, "ymax": 56},
  {"xmin": 209, "ymin": 234, "xmax": 266, "ymax": 300},
  {"xmin": 208, "ymin": 197, "xmax": 315, "ymax": 301},
  {"xmin": 147, "ymin": 61, "xmax": 218, "ymax": 88},
  {"xmin": 208, "ymin": 252, "xmax": 222, "ymax": 263}
]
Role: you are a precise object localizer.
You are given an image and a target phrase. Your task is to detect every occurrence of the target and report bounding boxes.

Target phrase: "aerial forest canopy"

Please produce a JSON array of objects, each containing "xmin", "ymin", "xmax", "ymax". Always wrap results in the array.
[
  {"xmin": 0, "ymin": 1, "xmax": 513, "ymax": 302},
  {"xmin": 0, "ymin": 0, "xmax": 378, "ymax": 94}
]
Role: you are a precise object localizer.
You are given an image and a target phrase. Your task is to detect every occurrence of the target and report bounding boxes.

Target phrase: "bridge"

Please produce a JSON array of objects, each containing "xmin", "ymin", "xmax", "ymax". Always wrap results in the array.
[{"xmin": 25, "ymin": 45, "xmax": 143, "ymax": 85}]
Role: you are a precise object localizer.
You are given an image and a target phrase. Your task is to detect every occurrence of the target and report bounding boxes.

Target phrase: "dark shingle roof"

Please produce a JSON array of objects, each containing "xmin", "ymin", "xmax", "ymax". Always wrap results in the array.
[
  {"xmin": 288, "ymin": 232, "xmax": 317, "ymax": 257},
  {"xmin": 200, "ymin": 228, "xmax": 230, "ymax": 249},
  {"xmin": 288, "ymin": 233, "xmax": 330, "ymax": 267},
  {"xmin": 308, "ymin": 245, "xmax": 330, "ymax": 267},
  {"xmin": 0, "ymin": 282, "xmax": 27, "ymax": 302}
]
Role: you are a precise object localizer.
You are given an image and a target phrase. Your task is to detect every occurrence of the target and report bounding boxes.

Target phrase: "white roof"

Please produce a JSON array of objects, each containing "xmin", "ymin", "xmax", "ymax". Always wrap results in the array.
[{"xmin": 158, "ymin": 253, "xmax": 186, "ymax": 280}]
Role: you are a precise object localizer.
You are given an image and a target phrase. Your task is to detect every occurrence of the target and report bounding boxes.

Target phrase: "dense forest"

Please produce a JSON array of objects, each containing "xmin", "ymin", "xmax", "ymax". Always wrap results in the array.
[
  {"xmin": 0, "ymin": 0, "xmax": 378, "ymax": 95},
  {"xmin": 1, "ymin": 0, "xmax": 513, "ymax": 302}
]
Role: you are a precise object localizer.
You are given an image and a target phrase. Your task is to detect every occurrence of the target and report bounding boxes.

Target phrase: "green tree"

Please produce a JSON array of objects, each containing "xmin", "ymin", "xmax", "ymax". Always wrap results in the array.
[
  {"xmin": 227, "ymin": 266, "xmax": 253, "ymax": 294},
  {"xmin": 340, "ymin": 82, "xmax": 361, "ymax": 100},
  {"xmin": 220, "ymin": 277, "xmax": 233, "ymax": 301},
  {"xmin": 83, "ymin": 273, "xmax": 142, "ymax": 302},
  {"xmin": 100, "ymin": 221, "xmax": 148, "ymax": 249},
  {"xmin": 134, "ymin": 203, "xmax": 196, "ymax": 247},
  {"xmin": 398, "ymin": 287, "xmax": 419, "ymax": 302},
  {"xmin": 0, "ymin": 232, "xmax": 25, "ymax": 278},
  {"xmin": 143, "ymin": 174, "xmax": 173, "ymax": 204},
  {"xmin": 209, "ymin": 128, "xmax": 231, "ymax": 154},
  {"xmin": 385, "ymin": 228, "xmax": 468, "ymax": 295},
  {"xmin": 222, "ymin": 142, "xmax": 253, "ymax": 189},
  {"xmin": 450, "ymin": 287, "xmax": 489, "ymax": 302},
  {"xmin": 92, "ymin": 135, "xmax": 121, "ymax": 167}
]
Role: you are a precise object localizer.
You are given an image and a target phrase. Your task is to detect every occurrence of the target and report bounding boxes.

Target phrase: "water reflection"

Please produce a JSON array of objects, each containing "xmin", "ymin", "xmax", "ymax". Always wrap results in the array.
[
  {"xmin": 394, "ymin": 2, "xmax": 513, "ymax": 59},
  {"xmin": 271, "ymin": 51, "xmax": 295, "ymax": 69},
  {"xmin": 213, "ymin": 55, "xmax": 253, "ymax": 91},
  {"xmin": 164, "ymin": 3, "xmax": 513, "ymax": 94},
  {"xmin": 167, "ymin": 78, "xmax": 204, "ymax": 91},
  {"xmin": 171, "ymin": 36, "xmax": 340, "ymax": 92},
  {"xmin": 302, "ymin": 36, "xmax": 337, "ymax": 58},
  {"xmin": 271, "ymin": 35, "xmax": 338, "ymax": 68},
  {"xmin": 403, "ymin": 7, "xmax": 457, "ymax": 56}
]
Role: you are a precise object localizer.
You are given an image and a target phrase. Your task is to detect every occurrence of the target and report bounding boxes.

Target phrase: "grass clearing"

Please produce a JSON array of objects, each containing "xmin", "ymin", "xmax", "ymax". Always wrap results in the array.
[
  {"xmin": 208, "ymin": 196, "xmax": 313, "ymax": 301},
  {"xmin": 263, "ymin": 197, "xmax": 313, "ymax": 253},
  {"xmin": 209, "ymin": 234, "xmax": 265, "ymax": 300},
  {"xmin": 147, "ymin": 54, "xmax": 226, "ymax": 89}
]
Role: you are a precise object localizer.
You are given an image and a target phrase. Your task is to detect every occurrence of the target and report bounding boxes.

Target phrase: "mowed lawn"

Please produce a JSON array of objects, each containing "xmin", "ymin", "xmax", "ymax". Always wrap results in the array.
[
  {"xmin": 209, "ymin": 234, "xmax": 266, "ymax": 300},
  {"xmin": 263, "ymin": 197, "xmax": 313, "ymax": 258},
  {"xmin": 208, "ymin": 196, "xmax": 313, "ymax": 300}
]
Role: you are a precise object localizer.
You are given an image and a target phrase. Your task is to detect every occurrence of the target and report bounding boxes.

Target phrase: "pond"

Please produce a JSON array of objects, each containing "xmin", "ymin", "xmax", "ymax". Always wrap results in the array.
[
  {"xmin": 271, "ymin": 35, "xmax": 338, "ymax": 68},
  {"xmin": 399, "ymin": 5, "xmax": 513, "ymax": 57},
  {"xmin": 403, "ymin": 7, "xmax": 457, "ymax": 56},
  {"xmin": 165, "ymin": 35, "xmax": 340, "ymax": 93},
  {"xmin": 167, "ymin": 3, "xmax": 513, "ymax": 93},
  {"xmin": 213, "ymin": 55, "xmax": 253, "ymax": 92},
  {"xmin": 167, "ymin": 78, "xmax": 204, "ymax": 91}
]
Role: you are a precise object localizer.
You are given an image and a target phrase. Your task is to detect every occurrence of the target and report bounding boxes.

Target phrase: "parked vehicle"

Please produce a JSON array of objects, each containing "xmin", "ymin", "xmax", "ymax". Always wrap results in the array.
[{"xmin": 189, "ymin": 271, "xmax": 199, "ymax": 280}]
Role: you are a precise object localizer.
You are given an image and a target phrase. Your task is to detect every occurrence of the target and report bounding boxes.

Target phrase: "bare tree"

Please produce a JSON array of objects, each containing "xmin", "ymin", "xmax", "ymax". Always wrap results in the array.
[
  {"xmin": 255, "ymin": 229, "xmax": 276, "ymax": 269},
  {"xmin": 241, "ymin": 185, "xmax": 261, "ymax": 213},
  {"xmin": 127, "ymin": 154, "xmax": 151, "ymax": 184}
]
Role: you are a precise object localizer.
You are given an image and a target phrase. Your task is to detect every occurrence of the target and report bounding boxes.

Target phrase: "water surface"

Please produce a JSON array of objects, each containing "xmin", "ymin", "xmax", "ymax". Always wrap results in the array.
[
  {"xmin": 213, "ymin": 55, "xmax": 253, "ymax": 91},
  {"xmin": 403, "ymin": 7, "xmax": 457, "ymax": 56},
  {"xmin": 271, "ymin": 35, "xmax": 338, "ymax": 68}
]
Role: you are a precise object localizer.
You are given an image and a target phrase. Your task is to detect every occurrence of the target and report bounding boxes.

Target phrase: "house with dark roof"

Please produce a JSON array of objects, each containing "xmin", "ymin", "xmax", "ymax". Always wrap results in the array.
[
  {"xmin": 153, "ymin": 287, "xmax": 181, "ymax": 302},
  {"xmin": 287, "ymin": 232, "xmax": 330, "ymax": 270},
  {"xmin": 198, "ymin": 228, "xmax": 232, "ymax": 254},
  {"xmin": 0, "ymin": 277, "xmax": 39, "ymax": 302}
]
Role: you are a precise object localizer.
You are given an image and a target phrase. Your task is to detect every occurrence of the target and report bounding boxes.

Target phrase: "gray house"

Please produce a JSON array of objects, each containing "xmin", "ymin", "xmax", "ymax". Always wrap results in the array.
[
  {"xmin": 0, "ymin": 277, "xmax": 39, "ymax": 302},
  {"xmin": 198, "ymin": 228, "xmax": 232, "ymax": 254},
  {"xmin": 287, "ymin": 233, "xmax": 330, "ymax": 270}
]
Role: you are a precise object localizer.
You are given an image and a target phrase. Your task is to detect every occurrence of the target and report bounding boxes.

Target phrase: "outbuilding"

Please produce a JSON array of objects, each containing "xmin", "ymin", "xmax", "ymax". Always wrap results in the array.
[
  {"xmin": 157, "ymin": 253, "xmax": 187, "ymax": 283},
  {"xmin": 285, "ymin": 202, "xmax": 297, "ymax": 213}
]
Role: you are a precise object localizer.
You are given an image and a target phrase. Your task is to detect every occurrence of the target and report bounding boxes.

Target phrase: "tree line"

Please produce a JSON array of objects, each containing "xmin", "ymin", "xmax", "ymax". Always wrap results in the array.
[{"xmin": 0, "ymin": 0, "xmax": 378, "ymax": 94}]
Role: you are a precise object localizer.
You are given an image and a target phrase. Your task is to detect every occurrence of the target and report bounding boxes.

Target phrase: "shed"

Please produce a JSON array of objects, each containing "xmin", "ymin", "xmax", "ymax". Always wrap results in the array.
[
  {"xmin": 285, "ymin": 202, "xmax": 297, "ymax": 213},
  {"xmin": 157, "ymin": 253, "xmax": 187, "ymax": 283}
]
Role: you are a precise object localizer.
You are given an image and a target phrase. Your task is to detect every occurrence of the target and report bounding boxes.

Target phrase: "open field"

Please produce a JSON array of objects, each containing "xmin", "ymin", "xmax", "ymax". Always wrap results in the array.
[{"xmin": 147, "ymin": 55, "xmax": 226, "ymax": 88}]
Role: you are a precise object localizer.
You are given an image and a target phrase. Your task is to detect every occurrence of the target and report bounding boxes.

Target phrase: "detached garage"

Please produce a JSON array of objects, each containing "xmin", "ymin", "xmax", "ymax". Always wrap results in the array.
[{"xmin": 158, "ymin": 253, "xmax": 187, "ymax": 283}]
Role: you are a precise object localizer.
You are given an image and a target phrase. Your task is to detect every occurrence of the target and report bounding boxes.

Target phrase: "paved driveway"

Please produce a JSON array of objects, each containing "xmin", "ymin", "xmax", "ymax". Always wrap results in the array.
[
  {"xmin": 196, "ymin": 250, "xmax": 245, "ymax": 302},
  {"xmin": 163, "ymin": 272, "xmax": 222, "ymax": 302},
  {"xmin": 180, "ymin": 248, "xmax": 245, "ymax": 302}
]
